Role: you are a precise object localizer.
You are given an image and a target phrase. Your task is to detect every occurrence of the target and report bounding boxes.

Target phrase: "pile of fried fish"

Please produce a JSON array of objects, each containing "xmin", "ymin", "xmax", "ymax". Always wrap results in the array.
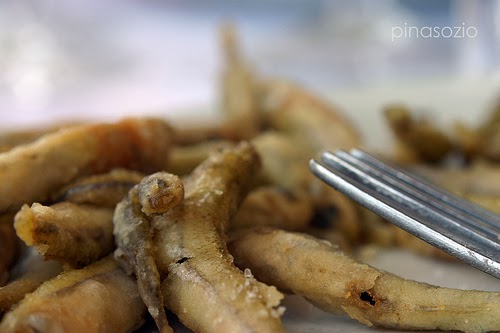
[{"xmin": 0, "ymin": 26, "xmax": 499, "ymax": 333}]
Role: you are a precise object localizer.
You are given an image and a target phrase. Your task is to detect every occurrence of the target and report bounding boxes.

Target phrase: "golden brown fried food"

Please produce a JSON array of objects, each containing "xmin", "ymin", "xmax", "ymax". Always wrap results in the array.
[
  {"xmin": 0, "ymin": 118, "xmax": 173, "ymax": 213},
  {"xmin": 220, "ymin": 24, "xmax": 262, "ymax": 140},
  {"xmin": 261, "ymin": 80, "xmax": 361, "ymax": 152},
  {"xmin": 0, "ymin": 256, "xmax": 146, "ymax": 333},
  {"xmin": 153, "ymin": 142, "xmax": 285, "ymax": 333},
  {"xmin": 134, "ymin": 172, "xmax": 184, "ymax": 216},
  {"xmin": 114, "ymin": 172, "xmax": 184, "ymax": 333},
  {"xmin": 166, "ymin": 140, "xmax": 234, "ymax": 175},
  {"xmin": 0, "ymin": 248, "xmax": 61, "ymax": 313},
  {"xmin": 252, "ymin": 132, "xmax": 311, "ymax": 190},
  {"xmin": 229, "ymin": 228, "xmax": 500, "ymax": 333},
  {"xmin": 52, "ymin": 169, "xmax": 145, "ymax": 207},
  {"xmin": 0, "ymin": 214, "xmax": 18, "ymax": 286},
  {"xmin": 384, "ymin": 104, "xmax": 453, "ymax": 163},
  {"xmin": 14, "ymin": 202, "xmax": 114, "ymax": 267},
  {"xmin": 232, "ymin": 186, "xmax": 313, "ymax": 231},
  {"xmin": 253, "ymin": 132, "xmax": 361, "ymax": 243}
]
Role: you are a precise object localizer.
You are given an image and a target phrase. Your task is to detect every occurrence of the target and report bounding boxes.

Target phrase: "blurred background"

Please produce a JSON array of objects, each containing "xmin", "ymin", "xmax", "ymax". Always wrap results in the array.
[{"xmin": 1, "ymin": 0, "xmax": 500, "ymax": 148}]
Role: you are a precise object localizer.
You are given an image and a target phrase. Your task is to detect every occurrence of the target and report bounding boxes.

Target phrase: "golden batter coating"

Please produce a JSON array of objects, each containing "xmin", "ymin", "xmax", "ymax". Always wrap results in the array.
[
  {"xmin": 154, "ymin": 142, "xmax": 285, "ymax": 333},
  {"xmin": 0, "ymin": 256, "xmax": 146, "ymax": 333},
  {"xmin": 232, "ymin": 186, "xmax": 313, "ymax": 231},
  {"xmin": 220, "ymin": 24, "xmax": 262, "ymax": 140},
  {"xmin": 261, "ymin": 80, "xmax": 361, "ymax": 152},
  {"xmin": 0, "ymin": 118, "xmax": 173, "ymax": 213},
  {"xmin": 253, "ymin": 132, "xmax": 361, "ymax": 243},
  {"xmin": 384, "ymin": 104, "xmax": 453, "ymax": 164},
  {"xmin": 14, "ymin": 202, "xmax": 114, "ymax": 267},
  {"xmin": 114, "ymin": 172, "xmax": 184, "ymax": 333},
  {"xmin": 229, "ymin": 228, "xmax": 500, "ymax": 333}
]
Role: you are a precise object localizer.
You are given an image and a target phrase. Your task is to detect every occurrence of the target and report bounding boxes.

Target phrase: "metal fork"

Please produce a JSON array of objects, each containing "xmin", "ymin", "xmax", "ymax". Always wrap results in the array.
[{"xmin": 309, "ymin": 149, "xmax": 500, "ymax": 280}]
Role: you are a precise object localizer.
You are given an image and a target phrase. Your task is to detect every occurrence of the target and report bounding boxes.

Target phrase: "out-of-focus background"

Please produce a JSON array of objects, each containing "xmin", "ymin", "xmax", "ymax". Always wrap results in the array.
[{"xmin": 1, "ymin": 0, "xmax": 500, "ymax": 148}]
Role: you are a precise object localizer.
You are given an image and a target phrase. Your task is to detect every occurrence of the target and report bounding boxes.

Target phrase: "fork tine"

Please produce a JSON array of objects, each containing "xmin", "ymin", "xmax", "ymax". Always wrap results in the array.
[
  {"xmin": 350, "ymin": 149, "xmax": 500, "ymax": 233},
  {"xmin": 309, "ymin": 154, "xmax": 500, "ymax": 279},
  {"xmin": 320, "ymin": 151, "xmax": 500, "ymax": 256},
  {"xmin": 333, "ymin": 150, "xmax": 500, "ymax": 242}
]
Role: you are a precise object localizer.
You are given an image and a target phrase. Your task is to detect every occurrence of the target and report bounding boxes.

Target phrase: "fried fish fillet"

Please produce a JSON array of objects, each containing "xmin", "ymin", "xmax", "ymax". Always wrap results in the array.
[
  {"xmin": 384, "ymin": 104, "xmax": 453, "ymax": 164},
  {"xmin": 261, "ymin": 80, "xmax": 361, "ymax": 152},
  {"xmin": 114, "ymin": 172, "xmax": 184, "ymax": 333},
  {"xmin": 0, "ymin": 256, "xmax": 146, "ymax": 333},
  {"xmin": 153, "ymin": 142, "xmax": 285, "ymax": 333},
  {"xmin": 229, "ymin": 228, "xmax": 500, "ymax": 333},
  {"xmin": 252, "ymin": 132, "xmax": 311, "ymax": 191},
  {"xmin": 232, "ymin": 186, "xmax": 313, "ymax": 231},
  {"xmin": 14, "ymin": 202, "xmax": 114, "ymax": 267},
  {"xmin": 220, "ymin": 25, "xmax": 262, "ymax": 140},
  {"xmin": 0, "ymin": 118, "xmax": 173, "ymax": 213},
  {"xmin": 253, "ymin": 132, "xmax": 361, "ymax": 243}
]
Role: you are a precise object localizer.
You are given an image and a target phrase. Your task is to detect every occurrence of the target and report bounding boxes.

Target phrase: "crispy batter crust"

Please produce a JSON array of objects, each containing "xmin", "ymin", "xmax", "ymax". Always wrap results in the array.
[
  {"xmin": 253, "ymin": 132, "xmax": 361, "ymax": 243},
  {"xmin": 0, "ymin": 118, "xmax": 173, "ymax": 213},
  {"xmin": 0, "ymin": 257, "xmax": 146, "ymax": 333},
  {"xmin": 14, "ymin": 202, "xmax": 114, "ymax": 267},
  {"xmin": 220, "ymin": 25, "xmax": 262, "ymax": 140},
  {"xmin": 114, "ymin": 172, "xmax": 184, "ymax": 333},
  {"xmin": 229, "ymin": 228, "xmax": 500, "ymax": 333},
  {"xmin": 154, "ymin": 142, "xmax": 285, "ymax": 333},
  {"xmin": 384, "ymin": 105, "xmax": 453, "ymax": 163},
  {"xmin": 261, "ymin": 80, "xmax": 361, "ymax": 152},
  {"xmin": 232, "ymin": 186, "xmax": 313, "ymax": 231}
]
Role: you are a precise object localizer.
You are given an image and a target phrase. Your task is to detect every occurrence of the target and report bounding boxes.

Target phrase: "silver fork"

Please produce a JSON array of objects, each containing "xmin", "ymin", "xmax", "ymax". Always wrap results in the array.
[{"xmin": 309, "ymin": 149, "xmax": 500, "ymax": 280}]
